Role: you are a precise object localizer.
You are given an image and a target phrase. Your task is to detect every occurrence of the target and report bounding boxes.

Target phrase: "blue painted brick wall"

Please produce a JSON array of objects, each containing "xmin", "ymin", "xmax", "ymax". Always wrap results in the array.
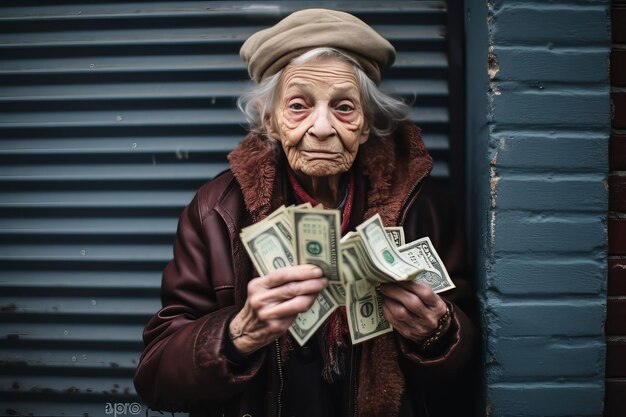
[{"xmin": 465, "ymin": 1, "xmax": 611, "ymax": 416}]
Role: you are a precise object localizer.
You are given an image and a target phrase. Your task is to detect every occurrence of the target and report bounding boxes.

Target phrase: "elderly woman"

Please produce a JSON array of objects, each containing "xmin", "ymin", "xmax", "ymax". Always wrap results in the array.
[{"xmin": 134, "ymin": 9, "xmax": 477, "ymax": 417}]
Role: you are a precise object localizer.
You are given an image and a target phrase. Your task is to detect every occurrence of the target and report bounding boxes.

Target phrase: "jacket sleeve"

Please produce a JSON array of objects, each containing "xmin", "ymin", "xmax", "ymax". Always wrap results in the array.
[
  {"xmin": 133, "ymin": 193, "xmax": 266, "ymax": 411},
  {"xmin": 397, "ymin": 180, "xmax": 479, "ymax": 383}
]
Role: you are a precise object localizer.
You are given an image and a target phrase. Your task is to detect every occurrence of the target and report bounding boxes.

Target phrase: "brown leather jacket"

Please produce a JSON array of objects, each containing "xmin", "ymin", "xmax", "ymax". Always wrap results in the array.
[{"xmin": 134, "ymin": 122, "xmax": 478, "ymax": 417}]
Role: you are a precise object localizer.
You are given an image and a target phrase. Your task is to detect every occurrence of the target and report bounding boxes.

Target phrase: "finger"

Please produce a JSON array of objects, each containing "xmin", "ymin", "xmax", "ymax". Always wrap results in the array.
[
  {"xmin": 381, "ymin": 281, "xmax": 447, "ymax": 317},
  {"xmin": 382, "ymin": 295, "xmax": 439, "ymax": 334},
  {"xmin": 260, "ymin": 264, "xmax": 324, "ymax": 288},
  {"xmin": 383, "ymin": 296, "xmax": 416, "ymax": 326},
  {"xmin": 267, "ymin": 278, "xmax": 328, "ymax": 302},
  {"xmin": 382, "ymin": 299, "xmax": 431, "ymax": 337},
  {"xmin": 248, "ymin": 278, "xmax": 327, "ymax": 311},
  {"xmin": 259, "ymin": 294, "xmax": 321, "ymax": 320},
  {"xmin": 248, "ymin": 265, "xmax": 323, "ymax": 294},
  {"xmin": 402, "ymin": 281, "xmax": 446, "ymax": 312},
  {"xmin": 379, "ymin": 283, "xmax": 430, "ymax": 316}
]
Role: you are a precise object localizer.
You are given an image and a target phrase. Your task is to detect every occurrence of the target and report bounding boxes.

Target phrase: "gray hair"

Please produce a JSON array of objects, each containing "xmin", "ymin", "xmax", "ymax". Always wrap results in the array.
[{"xmin": 237, "ymin": 47, "xmax": 410, "ymax": 139}]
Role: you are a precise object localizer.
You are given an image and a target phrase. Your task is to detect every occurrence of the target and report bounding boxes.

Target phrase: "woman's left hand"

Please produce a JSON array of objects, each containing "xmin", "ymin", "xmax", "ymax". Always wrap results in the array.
[{"xmin": 379, "ymin": 281, "xmax": 448, "ymax": 344}]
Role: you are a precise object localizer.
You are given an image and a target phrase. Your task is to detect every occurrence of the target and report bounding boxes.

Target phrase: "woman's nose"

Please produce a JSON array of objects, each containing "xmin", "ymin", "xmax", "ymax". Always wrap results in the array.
[{"xmin": 308, "ymin": 106, "xmax": 335, "ymax": 139}]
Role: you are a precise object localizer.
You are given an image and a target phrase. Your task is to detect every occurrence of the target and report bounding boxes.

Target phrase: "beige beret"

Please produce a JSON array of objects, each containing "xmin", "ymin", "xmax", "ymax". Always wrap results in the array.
[{"xmin": 240, "ymin": 8, "xmax": 396, "ymax": 84}]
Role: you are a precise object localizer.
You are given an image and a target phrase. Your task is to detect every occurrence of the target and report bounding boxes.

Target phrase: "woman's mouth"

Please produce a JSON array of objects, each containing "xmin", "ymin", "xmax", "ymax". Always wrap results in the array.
[{"xmin": 300, "ymin": 150, "xmax": 340, "ymax": 159}]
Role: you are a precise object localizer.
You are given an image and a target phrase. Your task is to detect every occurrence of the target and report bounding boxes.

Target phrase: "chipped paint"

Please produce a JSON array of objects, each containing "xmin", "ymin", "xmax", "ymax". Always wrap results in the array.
[
  {"xmin": 490, "ymin": 166, "xmax": 500, "ymax": 210},
  {"xmin": 490, "ymin": 211, "xmax": 496, "ymax": 249},
  {"xmin": 498, "ymin": 137, "xmax": 507, "ymax": 152},
  {"xmin": 489, "ymin": 81, "xmax": 501, "ymax": 95},
  {"xmin": 489, "ymin": 140, "xmax": 502, "ymax": 214},
  {"xmin": 488, "ymin": 47, "xmax": 500, "ymax": 80}
]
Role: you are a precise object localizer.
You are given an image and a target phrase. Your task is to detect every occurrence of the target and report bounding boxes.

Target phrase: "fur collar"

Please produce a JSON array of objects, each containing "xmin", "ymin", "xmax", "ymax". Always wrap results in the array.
[{"xmin": 228, "ymin": 121, "xmax": 433, "ymax": 225}]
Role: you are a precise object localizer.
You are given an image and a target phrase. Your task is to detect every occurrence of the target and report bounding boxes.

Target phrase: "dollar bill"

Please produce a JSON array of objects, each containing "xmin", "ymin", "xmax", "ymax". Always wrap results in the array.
[
  {"xmin": 385, "ymin": 227, "xmax": 406, "ymax": 247},
  {"xmin": 340, "ymin": 244, "xmax": 360, "ymax": 284},
  {"xmin": 241, "ymin": 205, "xmax": 294, "ymax": 244},
  {"xmin": 241, "ymin": 221, "xmax": 295, "ymax": 275},
  {"xmin": 398, "ymin": 237, "xmax": 456, "ymax": 293},
  {"xmin": 342, "ymin": 238, "xmax": 394, "ymax": 284},
  {"xmin": 345, "ymin": 262, "xmax": 392, "ymax": 344},
  {"xmin": 356, "ymin": 214, "xmax": 422, "ymax": 281},
  {"xmin": 293, "ymin": 207, "xmax": 341, "ymax": 300},
  {"xmin": 340, "ymin": 230, "xmax": 359, "ymax": 243},
  {"xmin": 293, "ymin": 208, "xmax": 342, "ymax": 284},
  {"xmin": 328, "ymin": 282, "xmax": 346, "ymax": 306},
  {"xmin": 290, "ymin": 288, "xmax": 338, "ymax": 346}
]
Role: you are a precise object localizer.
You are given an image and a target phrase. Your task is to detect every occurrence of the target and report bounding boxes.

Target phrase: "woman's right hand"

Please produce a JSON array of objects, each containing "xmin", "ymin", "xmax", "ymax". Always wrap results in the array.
[{"xmin": 228, "ymin": 264, "xmax": 327, "ymax": 355}]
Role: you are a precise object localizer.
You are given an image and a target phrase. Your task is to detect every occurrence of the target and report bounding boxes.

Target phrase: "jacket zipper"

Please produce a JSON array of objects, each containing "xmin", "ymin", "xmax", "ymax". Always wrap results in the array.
[
  {"xmin": 398, "ymin": 180, "xmax": 425, "ymax": 226},
  {"xmin": 349, "ymin": 344, "xmax": 360, "ymax": 417},
  {"xmin": 274, "ymin": 339, "xmax": 284, "ymax": 417}
]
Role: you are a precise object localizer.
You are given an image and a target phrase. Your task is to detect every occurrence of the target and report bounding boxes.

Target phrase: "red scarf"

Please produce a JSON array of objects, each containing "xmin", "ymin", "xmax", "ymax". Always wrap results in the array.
[{"xmin": 287, "ymin": 169, "xmax": 354, "ymax": 232}]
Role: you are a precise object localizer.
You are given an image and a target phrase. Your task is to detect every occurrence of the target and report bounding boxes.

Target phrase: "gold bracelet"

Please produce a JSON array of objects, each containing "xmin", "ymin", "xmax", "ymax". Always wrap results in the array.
[{"xmin": 420, "ymin": 306, "xmax": 452, "ymax": 351}]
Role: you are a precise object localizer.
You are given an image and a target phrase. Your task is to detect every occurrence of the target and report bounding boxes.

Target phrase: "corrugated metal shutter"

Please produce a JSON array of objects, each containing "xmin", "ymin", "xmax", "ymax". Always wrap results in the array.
[{"xmin": 0, "ymin": 1, "xmax": 454, "ymax": 415}]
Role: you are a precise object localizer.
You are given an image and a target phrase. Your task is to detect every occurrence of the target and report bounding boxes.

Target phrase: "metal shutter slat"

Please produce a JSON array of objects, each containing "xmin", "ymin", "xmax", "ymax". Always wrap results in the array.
[{"xmin": 0, "ymin": 271, "xmax": 161, "ymax": 291}]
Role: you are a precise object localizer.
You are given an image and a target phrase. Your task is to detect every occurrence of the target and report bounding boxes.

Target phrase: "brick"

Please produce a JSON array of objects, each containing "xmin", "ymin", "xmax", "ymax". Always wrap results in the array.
[
  {"xmin": 609, "ymin": 132, "xmax": 626, "ymax": 171},
  {"xmin": 612, "ymin": 91, "xmax": 626, "ymax": 129},
  {"xmin": 491, "ymin": 0, "xmax": 612, "ymax": 8},
  {"xmin": 608, "ymin": 217, "xmax": 626, "ymax": 255},
  {"xmin": 496, "ymin": 175, "xmax": 606, "ymax": 212},
  {"xmin": 492, "ymin": 134, "xmax": 608, "ymax": 171},
  {"xmin": 491, "ymin": 257, "xmax": 604, "ymax": 295},
  {"xmin": 606, "ymin": 299, "xmax": 626, "ymax": 335},
  {"xmin": 494, "ymin": 47, "xmax": 609, "ymax": 83},
  {"xmin": 608, "ymin": 258, "xmax": 626, "ymax": 296},
  {"xmin": 488, "ymin": 383, "xmax": 604, "ymax": 417},
  {"xmin": 489, "ymin": 337, "xmax": 604, "ymax": 381},
  {"xmin": 487, "ymin": 300, "xmax": 605, "ymax": 337},
  {"xmin": 611, "ymin": 49, "xmax": 626, "ymax": 87},
  {"xmin": 606, "ymin": 339, "xmax": 626, "ymax": 377},
  {"xmin": 493, "ymin": 5, "xmax": 610, "ymax": 46},
  {"xmin": 494, "ymin": 212, "xmax": 606, "ymax": 254},
  {"xmin": 609, "ymin": 174, "xmax": 626, "ymax": 212},
  {"xmin": 493, "ymin": 89, "xmax": 610, "ymax": 128},
  {"xmin": 605, "ymin": 379, "xmax": 626, "ymax": 417}
]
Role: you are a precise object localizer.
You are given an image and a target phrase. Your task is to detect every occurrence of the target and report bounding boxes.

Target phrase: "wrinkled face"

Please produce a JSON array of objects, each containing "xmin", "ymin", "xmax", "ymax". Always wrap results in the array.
[{"xmin": 266, "ymin": 58, "xmax": 370, "ymax": 178}]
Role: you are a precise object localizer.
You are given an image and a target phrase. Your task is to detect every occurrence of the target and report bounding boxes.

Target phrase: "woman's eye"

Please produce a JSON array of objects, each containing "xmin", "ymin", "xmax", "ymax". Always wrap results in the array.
[
  {"xmin": 337, "ymin": 104, "xmax": 354, "ymax": 112},
  {"xmin": 289, "ymin": 102, "xmax": 305, "ymax": 110}
]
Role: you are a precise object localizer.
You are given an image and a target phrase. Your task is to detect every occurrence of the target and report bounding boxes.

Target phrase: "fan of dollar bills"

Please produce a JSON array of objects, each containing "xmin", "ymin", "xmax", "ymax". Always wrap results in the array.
[{"xmin": 240, "ymin": 203, "xmax": 455, "ymax": 346}]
